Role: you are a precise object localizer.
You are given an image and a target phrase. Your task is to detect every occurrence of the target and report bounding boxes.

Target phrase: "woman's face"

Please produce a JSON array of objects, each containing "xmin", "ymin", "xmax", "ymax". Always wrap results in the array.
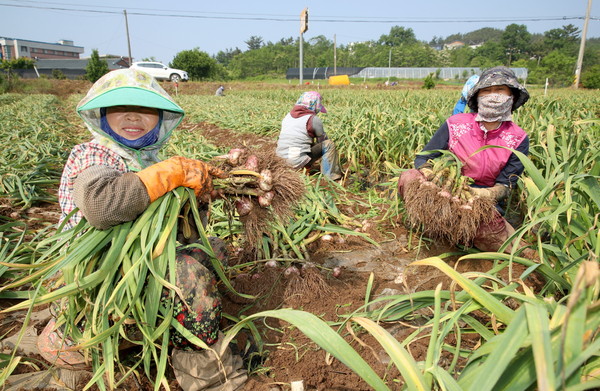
[
  {"xmin": 106, "ymin": 105, "xmax": 159, "ymax": 140},
  {"xmin": 477, "ymin": 85, "xmax": 512, "ymax": 97}
]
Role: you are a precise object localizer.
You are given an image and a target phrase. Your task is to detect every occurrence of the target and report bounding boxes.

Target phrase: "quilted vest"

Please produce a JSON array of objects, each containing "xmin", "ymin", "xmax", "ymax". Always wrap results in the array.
[
  {"xmin": 447, "ymin": 113, "xmax": 527, "ymax": 187},
  {"xmin": 276, "ymin": 113, "xmax": 313, "ymax": 167}
]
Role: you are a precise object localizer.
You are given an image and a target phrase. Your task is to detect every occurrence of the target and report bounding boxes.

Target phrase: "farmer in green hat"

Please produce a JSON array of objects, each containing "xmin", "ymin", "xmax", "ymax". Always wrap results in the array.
[{"xmin": 38, "ymin": 68, "xmax": 247, "ymax": 390}]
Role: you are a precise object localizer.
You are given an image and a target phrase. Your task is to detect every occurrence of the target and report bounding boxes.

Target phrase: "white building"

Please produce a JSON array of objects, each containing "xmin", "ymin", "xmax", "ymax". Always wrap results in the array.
[{"xmin": 0, "ymin": 37, "xmax": 84, "ymax": 61}]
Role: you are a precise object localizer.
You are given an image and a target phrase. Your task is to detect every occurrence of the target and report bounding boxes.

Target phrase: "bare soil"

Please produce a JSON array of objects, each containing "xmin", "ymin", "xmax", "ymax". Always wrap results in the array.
[
  {"xmin": 0, "ymin": 119, "xmax": 542, "ymax": 391},
  {"xmin": 19, "ymin": 78, "xmax": 460, "ymax": 100}
]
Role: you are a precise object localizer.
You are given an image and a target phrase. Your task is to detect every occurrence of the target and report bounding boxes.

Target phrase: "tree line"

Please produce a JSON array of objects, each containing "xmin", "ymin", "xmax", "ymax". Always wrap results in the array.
[
  {"xmin": 168, "ymin": 24, "xmax": 600, "ymax": 88},
  {"xmin": 1, "ymin": 23, "xmax": 598, "ymax": 88}
]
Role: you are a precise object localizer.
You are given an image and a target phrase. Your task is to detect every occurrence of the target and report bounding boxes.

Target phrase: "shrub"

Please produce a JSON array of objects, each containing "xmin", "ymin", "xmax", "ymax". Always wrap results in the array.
[
  {"xmin": 0, "ymin": 58, "xmax": 34, "ymax": 92},
  {"xmin": 51, "ymin": 69, "xmax": 67, "ymax": 80},
  {"xmin": 422, "ymin": 73, "xmax": 436, "ymax": 89},
  {"xmin": 22, "ymin": 78, "xmax": 53, "ymax": 93},
  {"xmin": 581, "ymin": 65, "xmax": 600, "ymax": 89},
  {"xmin": 85, "ymin": 49, "xmax": 110, "ymax": 83},
  {"xmin": 0, "ymin": 72, "xmax": 7, "ymax": 93}
]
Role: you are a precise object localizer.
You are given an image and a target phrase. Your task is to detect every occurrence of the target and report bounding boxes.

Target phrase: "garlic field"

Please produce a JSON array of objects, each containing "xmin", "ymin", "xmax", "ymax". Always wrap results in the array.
[{"xmin": 0, "ymin": 84, "xmax": 599, "ymax": 390}]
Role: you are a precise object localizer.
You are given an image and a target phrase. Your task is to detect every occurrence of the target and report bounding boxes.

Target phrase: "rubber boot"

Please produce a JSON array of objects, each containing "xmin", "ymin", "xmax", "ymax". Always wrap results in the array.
[
  {"xmin": 320, "ymin": 140, "xmax": 342, "ymax": 180},
  {"xmin": 473, "ymin": 216, "xmax": 538, "ymax": 259},
  {"xmin": 37, "ymin": 318, "xmax": 89, "ymax": 370}
]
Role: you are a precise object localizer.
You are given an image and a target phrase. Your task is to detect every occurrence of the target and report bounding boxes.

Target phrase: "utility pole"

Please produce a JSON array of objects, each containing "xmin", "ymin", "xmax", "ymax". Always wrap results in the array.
[
  {"xmin": 299, "ymin": 8, "xmax": 308, "ymax": 85},
  {"xmin": 387, "ymin": 49, "xmax": 391, "ymax": 84},
  {"xmin": 124, "ymin": 10, "xmax": 133, "ymax": 66},
  {"xmin": 299, "ymin": 33, "xmax": 304, "ymax": 85},
  {"xmin": 574, "ymin": 0, "xmax": 592, "ymax": 88},
  {"xmin": 333, "ymin": 34, "xmax": 337, "ymax": 76}
]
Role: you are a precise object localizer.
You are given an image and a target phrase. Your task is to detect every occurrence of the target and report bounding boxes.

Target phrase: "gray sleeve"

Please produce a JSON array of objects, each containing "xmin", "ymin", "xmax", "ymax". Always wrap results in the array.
[
  {"xmin": 73, "ymin": 165, "xmax": 151, "ymax": 230},
  {"xmin": 312, "ymin": 116, "xmax": 325, "ymax": 138}
]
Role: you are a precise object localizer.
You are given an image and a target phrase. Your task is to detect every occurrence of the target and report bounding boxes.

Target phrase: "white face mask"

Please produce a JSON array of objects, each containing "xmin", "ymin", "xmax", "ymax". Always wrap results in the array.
[{"xmin": 475, "ymin": 93, "xmax": 514, "ymax": 123}]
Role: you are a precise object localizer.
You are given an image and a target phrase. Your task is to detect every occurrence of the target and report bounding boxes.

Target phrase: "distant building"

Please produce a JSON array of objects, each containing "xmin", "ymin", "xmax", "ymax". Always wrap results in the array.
[
  {"xmin": 12, "ymin": 56, "xmax": 130, "ymax": 79},
  {"xmin": 0, "ymin": 37, "xmax": 84, "ymax": 60},
  {"xmin": 468, "ymin": 43, "xmax": 483, "ymax": 49},
  {"xmin": 347, "ymin": 41, "xmax": 374, "ymax": 51},
  {"xmin": 443, "ymin": 41, "xmax": 465, "ymax": 50}
]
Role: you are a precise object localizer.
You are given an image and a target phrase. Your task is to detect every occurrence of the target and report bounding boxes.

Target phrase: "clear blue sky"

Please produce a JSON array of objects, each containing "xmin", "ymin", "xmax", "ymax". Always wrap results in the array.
[{"xmin": 2, "ymin": 0, "xmax": 598, "ymax": 64}]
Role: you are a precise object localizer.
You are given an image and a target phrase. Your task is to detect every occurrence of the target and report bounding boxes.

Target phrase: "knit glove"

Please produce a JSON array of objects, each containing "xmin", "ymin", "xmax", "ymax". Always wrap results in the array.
[
  {"xmin": 469, "ymin": 184, "xmax": 509, "ymax": 201},
  {"xmin": 418, "ymin": 165, "xmax": 435, "ymax": 181},
  {"xmin": 136, "ymin": 156, "xmax": 226, "ymax": 202}
]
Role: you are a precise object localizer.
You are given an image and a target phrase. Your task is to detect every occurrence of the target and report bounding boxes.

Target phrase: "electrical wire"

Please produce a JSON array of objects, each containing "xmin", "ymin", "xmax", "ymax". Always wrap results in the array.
[{"xmin": 0, "ymin": 1, "xmax": 596, "ymax": 23}]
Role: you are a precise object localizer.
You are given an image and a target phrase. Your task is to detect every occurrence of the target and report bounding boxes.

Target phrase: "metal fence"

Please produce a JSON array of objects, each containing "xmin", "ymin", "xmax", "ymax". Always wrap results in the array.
[
  {"xmin": 286, "ymin": 67, "xmax": 365, "ymax": 80},
  {"xmin": 353, "ymin": 67, "xmax": 528, "ymax": 80},
  {"xmin": 286, "ymin": 67, "xmax": 528, "ymax": 81}
]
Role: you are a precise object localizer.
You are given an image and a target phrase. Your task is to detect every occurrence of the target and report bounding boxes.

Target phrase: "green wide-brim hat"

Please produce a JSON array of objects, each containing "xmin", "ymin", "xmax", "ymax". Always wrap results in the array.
[
  {"xmin": 77, "ymin": 69, "xmax": 184, "ymax": 114},
  {"xmin": 78, "ymin": 86, "xmax": 184, "ymax": 113}
]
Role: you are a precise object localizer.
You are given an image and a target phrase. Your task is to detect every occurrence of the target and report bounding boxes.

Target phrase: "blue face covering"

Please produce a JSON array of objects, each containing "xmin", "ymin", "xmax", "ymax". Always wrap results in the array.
[{"xmin": 100, "ymin": 107, "xmax": 163, "ymax": 149}]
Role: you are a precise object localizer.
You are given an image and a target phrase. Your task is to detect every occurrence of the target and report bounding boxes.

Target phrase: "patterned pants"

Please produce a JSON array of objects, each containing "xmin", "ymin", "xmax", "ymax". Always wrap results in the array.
[{"xmin": 165, "ymin": 237, "xmax": 228, "ymax": 350}]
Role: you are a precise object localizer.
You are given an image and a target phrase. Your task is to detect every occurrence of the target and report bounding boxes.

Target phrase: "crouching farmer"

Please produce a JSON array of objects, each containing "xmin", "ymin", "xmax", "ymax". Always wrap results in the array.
[
  {"xmin": 398, "ymin": 66, "xmax": 536, "ymax": 258},
  {"xmin": 276, "ymin": 91, "xmax": 343, "ymax": 181}
]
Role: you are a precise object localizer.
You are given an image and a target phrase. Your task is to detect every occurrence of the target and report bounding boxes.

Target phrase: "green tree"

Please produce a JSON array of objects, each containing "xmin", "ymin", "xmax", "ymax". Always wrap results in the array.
[
  {"xmin": 422, "ymin": 73, "xmax": 435, "ymax": 89},
  {"xmin": 583, "ymin": 41, "xmax": 600, "ymax": 70},
  {"xmin": 85, "ymin": 49, "xmax": 110, "ymax": 83},
  {"xmin": 378, "ymin": 26, "xmax": 417, "ymax": 46},
  {"xmin": 171, "ymin": 48, "xmax": 223, "ymax": 80},
  {"xmin": 581, "ymin": 65, "xmax": 600, "ymax": 88},
  {"xmin": 529, "ymin": 50, "xmax": 576, "ymax": 86},
  {"xmin": 429, "ymin": 36, "xmax": 444, "ymax": 48},
  {"xmin": 305, "ymin": 35, "xmax": 333, "ymax": 67},
  {"xmin": 443, "ymin": 27, "xmax": 504, "ymax": 47},
  {"xmin": 395, "ymin": 44, "xmax": 441, "ymax": 67},
  {"xmin": 543, "ymin": 24, "xmax": 580, "ymax": 55},
  {"xmin": 245, "ymin": 36, "xmax": 264, "ymax": 51},
  {"xmin": 214, "ymin": 47, "xmax": 242, "ymax": 67},
  {"xmin": 462, "ymin": 27, "xmax": 504, "ymax": 44},
  {"xmin": 0, "ymin": 57, "xmax": 35, "ymax": 72},
  {"xmin": 501, "ymin": 24, "xmax": 531, "ymax": 65},
  {"xmin": 278, "ymin": 37, "xmax": 295, "ymax": 46},
  {"xmin": 0, "ymin": 57, "xmax": 35, "ymax": 91},
  {"xmin": 469, "ymin": 41, "xmax": 504, "ymax": 67},
  {"xmin": 228, "ymin": 43, "xmax": 295, "ymax": 79},
  {"xmin": 342, "ymin": 41, "xmax": 377, "ymax": 67},
  {"xmin": 209, "ymin": 23, "xmax": 599, "ymax": 81},
  {"xmin": 448, "ymin": 46, "xmax": 475, "ymax": 67},
  {"xmin": 528, "ymin": 33, "xmax": 546, "ymax": 65}
]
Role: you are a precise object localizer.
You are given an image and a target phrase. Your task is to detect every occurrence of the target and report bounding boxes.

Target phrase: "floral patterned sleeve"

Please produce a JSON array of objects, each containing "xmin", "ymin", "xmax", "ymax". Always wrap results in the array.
[{"xmin": 495, "ymin": 136, "xmax": 528, "ymax": 187}]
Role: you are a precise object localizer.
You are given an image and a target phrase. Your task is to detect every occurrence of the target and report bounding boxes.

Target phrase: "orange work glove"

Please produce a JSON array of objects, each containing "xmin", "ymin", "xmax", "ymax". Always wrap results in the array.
[{"xmin": 136, "ymin": 156, "xmax": 226, "ymax": 202}]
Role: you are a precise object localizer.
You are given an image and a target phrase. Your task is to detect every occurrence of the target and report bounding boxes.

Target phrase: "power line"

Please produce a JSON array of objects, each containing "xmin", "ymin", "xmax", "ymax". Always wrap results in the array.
[
  {"xmin": 0, "ymin": 2, "xmax": 596, "ymax": 23},
  {"xmin": 10, "ymin": 0, "xmax": 298, "ymax": 17}
]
